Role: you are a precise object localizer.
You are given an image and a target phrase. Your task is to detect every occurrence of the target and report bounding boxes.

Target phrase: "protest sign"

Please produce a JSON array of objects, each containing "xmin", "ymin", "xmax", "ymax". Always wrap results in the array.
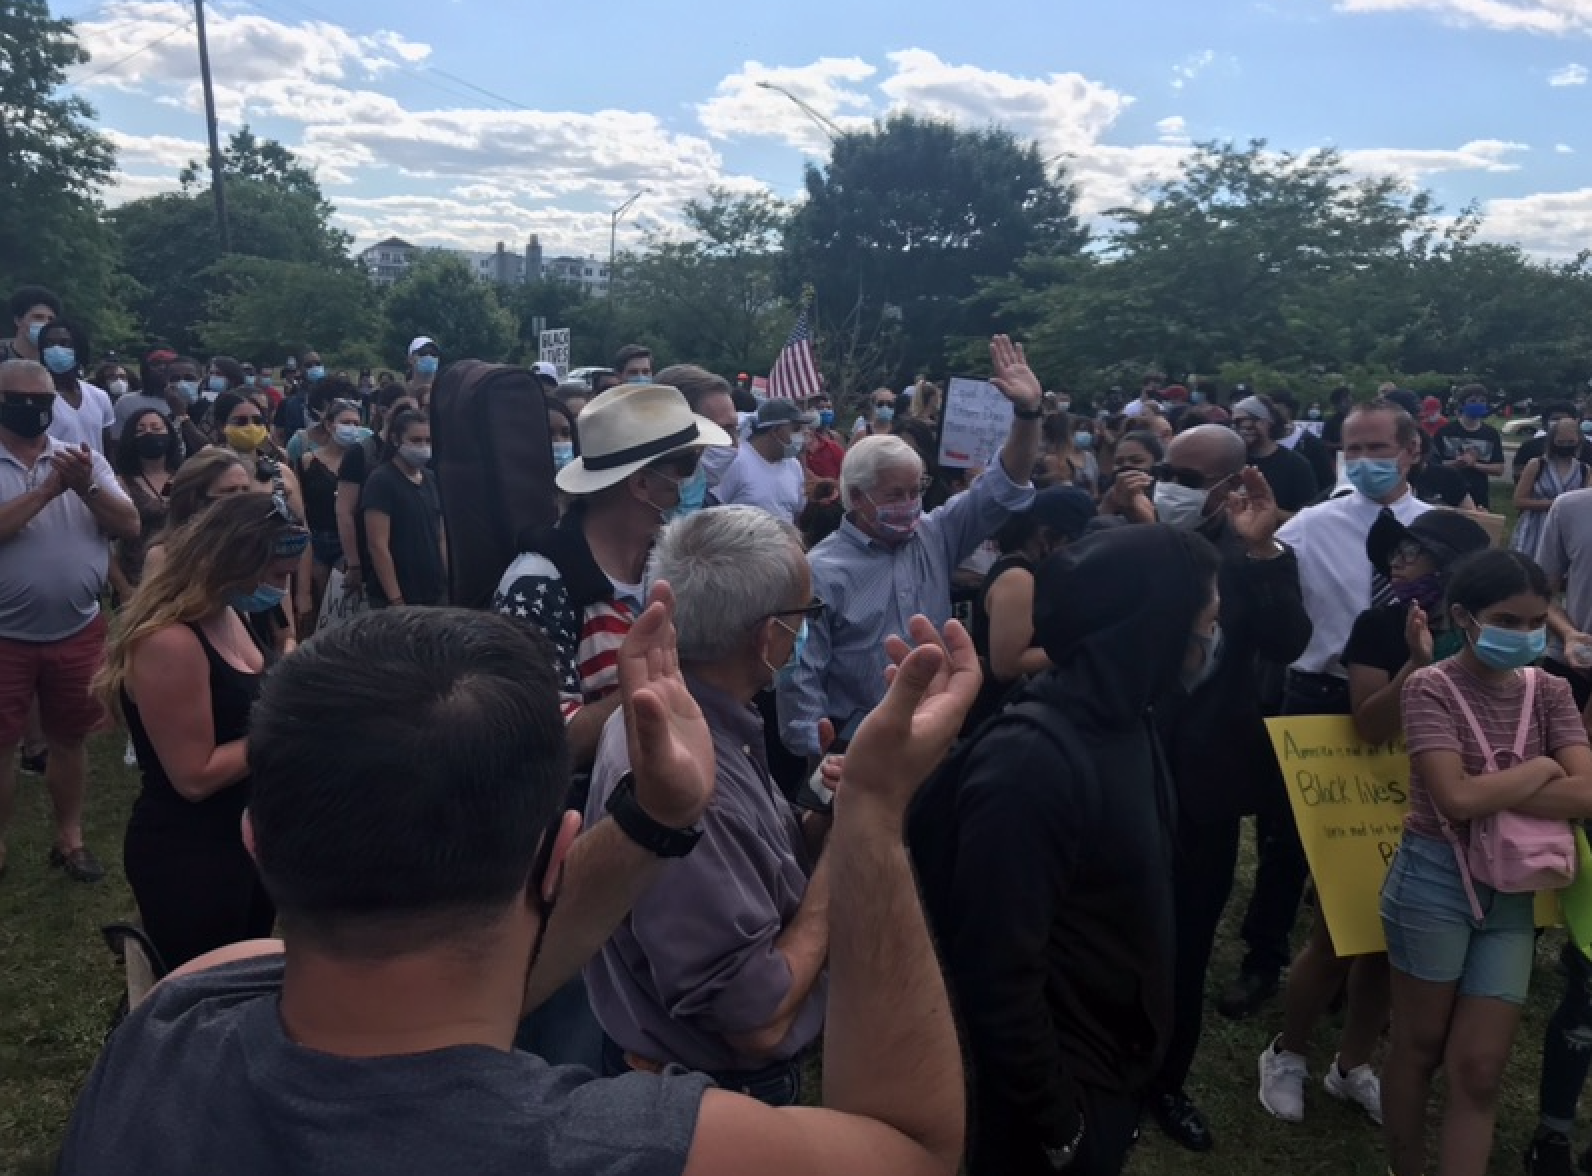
[
  {"xmin": 538, "ymin": 328, "xmax": 571, "ymax": 379},
  {"xmin": 938, "ymin": 376, "xmax": 1011, "ymax": 470},
  {"xmin": 1266, "ymin": 715, "xmax": 1557, "ymax": 957}
]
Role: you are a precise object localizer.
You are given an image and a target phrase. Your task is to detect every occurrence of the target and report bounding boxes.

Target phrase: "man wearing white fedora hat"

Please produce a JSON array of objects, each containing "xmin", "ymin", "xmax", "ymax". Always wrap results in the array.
[{"xmin": 494, "ymin": 382, "xmax": 733, "ymax": 770}]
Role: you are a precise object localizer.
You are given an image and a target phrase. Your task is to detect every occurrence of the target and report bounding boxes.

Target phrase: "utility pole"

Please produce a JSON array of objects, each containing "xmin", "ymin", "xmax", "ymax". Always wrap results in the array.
[{"xmin": 194, "ymin": 0, "xmax": 231, "ymax": 253}]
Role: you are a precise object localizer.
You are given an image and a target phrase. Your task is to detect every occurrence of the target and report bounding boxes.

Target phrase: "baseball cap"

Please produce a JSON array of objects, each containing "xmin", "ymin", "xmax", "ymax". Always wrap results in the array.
[
  {"xmin": 752, "ymin": 400, "xmax": 818, "ymax": 431},
  {"xmin": 408, "ymin": 336, "xmax": 437, "ymax": 356},
  {"xmin": 531, "ymin": 361, "xmax": 559, "ymax": 384}
]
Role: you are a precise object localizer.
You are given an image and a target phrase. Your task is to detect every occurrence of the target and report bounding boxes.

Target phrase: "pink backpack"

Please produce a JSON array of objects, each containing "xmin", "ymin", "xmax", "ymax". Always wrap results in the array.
[{"xmin": 1433, "ymin": 666, "xmax": 1577, "ymax": 920}]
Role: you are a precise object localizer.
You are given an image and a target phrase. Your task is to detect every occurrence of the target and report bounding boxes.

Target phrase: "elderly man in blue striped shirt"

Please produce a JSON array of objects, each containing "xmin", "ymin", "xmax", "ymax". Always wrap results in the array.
[{"xmin": 777, "ymin": 335, "xmax": 1042, "ymax": 759}]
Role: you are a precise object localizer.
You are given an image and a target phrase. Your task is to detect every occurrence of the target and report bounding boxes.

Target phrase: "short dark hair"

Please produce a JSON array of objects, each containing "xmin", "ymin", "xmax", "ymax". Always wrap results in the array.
[
  {"xmin": 613, "ymin": 343, "xmax": 651, "ymax": 371},
  {"xmin": 1459, "ymin": 382, "xmax": 1489, "ymax": 402},
  {"xmin": 209, "ymin": 356, "xmax": 247, "ymax": 391},
  {"xmin": 1543, "ymin": 401, "xmax": 1578, "ymax": 421},
  {"xmin": 384, "ymin": 409, "xmax": 428, "ymax": 460},
  {"xmin": 654, "ymin": 363, "xmax": 731, "ymax": 413},
  {"xmin": 114, "ymin": 407, "xmax": 181, "ymax": 479},
  {"xmin": 38, "ymin": 317, "xmax": 89, "ymax": 363},
  {"xmin": 9, "ymin": 285, "xmax": 62, "ymax": 322},
  {"xmin": 247, "ymin": 609, "xmax": 570, "ymax": 957},
  {"xmin": 1117, "ymin": 429, "xmax": 1165, "ymax": 463},
  {"xmin": 1445, "ymin": 548, "xmax": 1551, "ymax": 620},
  {"xmin": 591, "ymin": 370, "xmax": 622, "ymax": 395},
  {"xmin": 1352, "ymin": 400, "xmax": 1420, "ymax": 447},
  {"xmin": 310, "ymin": 374, "xmax": 357, "ymax": 413}
]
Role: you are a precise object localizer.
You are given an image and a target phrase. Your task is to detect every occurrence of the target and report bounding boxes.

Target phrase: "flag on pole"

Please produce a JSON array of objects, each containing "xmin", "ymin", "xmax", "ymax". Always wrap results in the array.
[{"xmin": 766, "ymin": 296, "xmax": 822, "ymax": 401}]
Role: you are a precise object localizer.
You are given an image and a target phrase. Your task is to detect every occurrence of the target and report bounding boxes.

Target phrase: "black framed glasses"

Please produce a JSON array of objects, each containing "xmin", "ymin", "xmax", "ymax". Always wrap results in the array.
[
  {"xmin": 1151, "ymin": 463, "xmax": 1211, "ymax": 490},
  {"xmin": 766, "ymin": 598, "xmax": 826, "ymax": 623}
]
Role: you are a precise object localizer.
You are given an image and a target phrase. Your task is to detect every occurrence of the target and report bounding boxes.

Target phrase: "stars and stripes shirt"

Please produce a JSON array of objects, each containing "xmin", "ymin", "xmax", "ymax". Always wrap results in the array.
[{"xmin": 493, "ymin": 552, "xmax": 638, "ymax": 719}]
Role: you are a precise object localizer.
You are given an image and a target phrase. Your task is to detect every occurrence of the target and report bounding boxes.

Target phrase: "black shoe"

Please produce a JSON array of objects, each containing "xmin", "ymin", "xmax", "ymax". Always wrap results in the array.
[
  {"xmin": 1150, "ymin": 1091, "xmax": 1213, "ymax": 1153},
  {"xmin": 20, "ymin": 749, "xmax": 46, "ymax": 775},
  {"xmin": 1527, "ymin": 1129, "xmax": 1574, "ymax": 1176},
  {"xmin": 1217, "ymin": 968, "xmax": 1279, "ymax": 1020},
  {"xmin": 48, "ymin": 845, "xmax": 105, "ymax": 884}
]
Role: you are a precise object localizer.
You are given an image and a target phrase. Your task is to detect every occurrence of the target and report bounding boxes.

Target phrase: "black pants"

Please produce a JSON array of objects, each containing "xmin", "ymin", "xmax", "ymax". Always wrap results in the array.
[
  {"xmin": 1543, "ymin": 659, "xmax": 1592, "ymax": 713},
  {"xmin": 1153, "ymin": 814, "xmax": 1242, "ymax": 1096},
  {"xmin": 123, "ymin": 806, "xmax": 275, "ymax": 971},
  {"xmin": 970, "ymin": 1087, "xmax": 1141, "ymax": 1176},
  {"xmin": 1539, "ymin": 942, "xmax": 1592, "ymax": 1133},
  {"xmin": 1238, "ymin": 673, "xmax": 1349, "ymax": 977}
]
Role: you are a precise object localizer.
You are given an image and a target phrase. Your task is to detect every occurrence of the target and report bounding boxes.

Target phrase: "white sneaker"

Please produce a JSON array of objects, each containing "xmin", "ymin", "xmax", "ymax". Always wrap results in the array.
[
  {"xmin": 1258, "ymin": 1036, "xmax": 1308, "ymax": 1122},
  {"xmin": 1323, "ymin": 1057, "xmax": 1383, "ymax": 1125}
]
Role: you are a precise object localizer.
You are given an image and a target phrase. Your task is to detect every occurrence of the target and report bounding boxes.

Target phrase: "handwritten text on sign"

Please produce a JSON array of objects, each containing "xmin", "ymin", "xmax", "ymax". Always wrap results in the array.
[
  {"xmin": 1266, "ymin": 715, "xmax": 1555, "ymax": 957},
  {"xmin": 938, "ymin": 377, "xmax": 1011, "ymax": 471}
]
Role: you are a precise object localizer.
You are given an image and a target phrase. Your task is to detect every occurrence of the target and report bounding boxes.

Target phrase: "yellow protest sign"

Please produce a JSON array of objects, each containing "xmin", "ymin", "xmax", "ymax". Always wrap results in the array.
[{"xmin": 1266, "ymin": 715, "xmax": 1559, "ymax": 958}]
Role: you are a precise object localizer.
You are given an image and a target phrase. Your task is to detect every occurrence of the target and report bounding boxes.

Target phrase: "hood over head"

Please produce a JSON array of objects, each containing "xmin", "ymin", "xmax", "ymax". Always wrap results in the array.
[{"xmin": 1032, "ymin": 524, "xmax": 1221, "ymax": 730}]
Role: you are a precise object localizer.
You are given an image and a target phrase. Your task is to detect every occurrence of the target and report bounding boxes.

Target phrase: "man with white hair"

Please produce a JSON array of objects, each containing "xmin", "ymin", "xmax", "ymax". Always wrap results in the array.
[
  {"xmin": 586, "ymin": 506, "xmax": 831, "ymax": 1105},
  {"xmin": 777, "ymin": 335, "xmax": 1041, "ymax": 759}
]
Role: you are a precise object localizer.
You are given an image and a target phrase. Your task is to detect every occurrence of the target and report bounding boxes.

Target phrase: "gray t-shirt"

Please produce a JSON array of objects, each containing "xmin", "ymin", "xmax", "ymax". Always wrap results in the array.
[
  {"xmin": 60, "ymin": 954, "xmax": 710, "ymax": 1176},
  {"xmin": 1537, "ymin": 487, "xmax": 1592, "ymax": 658},
  {"xmin": 0, "ymin": 437, "xmax": 124, "ymax": 641}
]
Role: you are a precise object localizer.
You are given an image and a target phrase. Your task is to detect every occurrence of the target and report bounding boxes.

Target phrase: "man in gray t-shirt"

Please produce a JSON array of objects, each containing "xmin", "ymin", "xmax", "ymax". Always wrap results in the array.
[
  {"xmin": 0, "ymin": 360, "xmax": 139, "ymax": 883},
  {"xmin": 1540, "ymin": 486, "xmax": 1592, "ymax": 710}
]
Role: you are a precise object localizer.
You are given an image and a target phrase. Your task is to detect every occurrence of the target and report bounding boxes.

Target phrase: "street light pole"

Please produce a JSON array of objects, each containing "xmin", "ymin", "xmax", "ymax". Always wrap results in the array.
[
  {"xmin": 193, "ymin": 0, "xmax": 231, "ymax": 253},
  {"xmin": 608, "ymin": 190, "xmax": 644, "ymax": 300},
  {"xmin": 755, "ymin": 81, "xmax": 843, "ymax": 142}
]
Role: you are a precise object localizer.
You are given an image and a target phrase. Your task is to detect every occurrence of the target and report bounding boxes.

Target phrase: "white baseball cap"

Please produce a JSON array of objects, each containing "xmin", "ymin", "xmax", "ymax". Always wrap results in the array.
[{"xmin": 407, "ymin": 336, "xmax": 437, "ymax": 356}]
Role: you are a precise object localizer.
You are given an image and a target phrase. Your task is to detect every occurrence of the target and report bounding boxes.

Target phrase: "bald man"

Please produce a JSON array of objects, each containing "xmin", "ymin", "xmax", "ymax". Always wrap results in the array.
[{"xmin": 1142, "ymin": 425, "xmax": 1314, "ymax": 1152}]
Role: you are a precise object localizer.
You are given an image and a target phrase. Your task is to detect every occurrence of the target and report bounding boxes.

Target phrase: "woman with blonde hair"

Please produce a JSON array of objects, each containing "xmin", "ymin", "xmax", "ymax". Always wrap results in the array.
[
  {"xmin": 94, "ymin": 492, "xmax": 309, "ymax": 969},
  {"xmin": 139, "ymin": 449, "xmax": 251, "ymax": 581},
  {"xmin": 911, "ymin": 379, "xmax": 944, "ymax": 425}
]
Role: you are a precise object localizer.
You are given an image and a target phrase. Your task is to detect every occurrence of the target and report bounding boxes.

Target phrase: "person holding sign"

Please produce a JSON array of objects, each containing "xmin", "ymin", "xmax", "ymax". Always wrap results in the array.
[{"xmin": 1382, "ymin": 550, "xmax": 1592, "ymax": 1176}]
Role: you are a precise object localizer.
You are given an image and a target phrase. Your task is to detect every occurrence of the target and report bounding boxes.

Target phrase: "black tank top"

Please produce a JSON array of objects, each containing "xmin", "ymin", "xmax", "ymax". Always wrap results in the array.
[
  {"xmin": 970, "ymin": 554, "xmax": 1035, "ymax": 660},
  {"xmin": 299, "ymin": 452, "xmax": 339, "ymax": 532},
  {"xmin": 123, "ymin": 618, "xmax": 266, "ymax": 827}
]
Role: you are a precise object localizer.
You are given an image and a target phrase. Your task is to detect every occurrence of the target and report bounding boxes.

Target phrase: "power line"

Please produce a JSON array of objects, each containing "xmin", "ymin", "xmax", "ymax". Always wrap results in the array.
[{"xmin": 74, "ymin": 18, "xmax": 194, "ymax": 83}]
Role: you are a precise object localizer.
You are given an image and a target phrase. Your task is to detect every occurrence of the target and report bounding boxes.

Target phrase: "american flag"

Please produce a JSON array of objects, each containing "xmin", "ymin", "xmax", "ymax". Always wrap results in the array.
[{"xmin": 766, "ymin": 304, "xmax": 822, "ymax": 401}]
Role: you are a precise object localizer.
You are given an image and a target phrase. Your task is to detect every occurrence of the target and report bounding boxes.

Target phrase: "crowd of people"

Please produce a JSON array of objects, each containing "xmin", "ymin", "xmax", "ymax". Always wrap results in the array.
[{"xmin": 10, "ymin": 277, "xmax": 1592, "ymax": 1176}]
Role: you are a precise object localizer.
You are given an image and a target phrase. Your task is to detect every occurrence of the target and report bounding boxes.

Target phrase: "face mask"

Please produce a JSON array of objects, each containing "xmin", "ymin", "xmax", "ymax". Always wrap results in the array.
[
  {"xmin": 1466, "ymin": 617, "xmax": 1548, "ymax": 671},
  {"xmin": 399, "ymin": 442, "xmax": 432, "ymax": 467},
  {"xmin": 1073, "ymin": 431, "xmax": 1093, "ymax": 450},
  {"xmin": 231, "ymin": 582, "xmax": 288, "ymax": 615},
  {"xmin": 108, "ymin": 378, "xmax": 128, "ymax": 398},
  {"xmin": 766, "ymin": 618, "xmax": 809, "ymax": 683},
  {"xmin": 333, "ymin": 424, "xmax": 363, "ymax": 447},
  {"xmin": 224, "ymin": 423, "xmax": 269, "ymax": 452},
  {"xmin": 1345, "ymin": 457, "xmax": 1403, "ymax": 500},
  {"xmin": 1153, "ymin": 480, "xmax": 1208, "ymax": 530},
  {"xmin": 42, "ymin": 346, "xmax": 75, "ymax": 375},
  {"xmin": 1462, "ymin": 402, "xmax": 1488, "ymax": 420},
  {"xmin": 134, "ymin": 433, "xmax": 169, "ymax": 461},
  {"xmin": 1582, "ymin": 421, "xmax": 1592, "ymax": 438},
  {"xmin": 26, "ymin": 322, "xmax": 46, "ymax": 346},
  {"xmin": 783, "ymin": 433, "xmax": 807, "ymax": 460},
  {"xmin": 870, "ymin": 496, "xmax": 923, "ymax": 543},
  {"xmin": 700, "ymin": 443, "xmax": 735, "ymax": 487},
  {"xmin": 659, "ymin": 466, "xmax": 708, "ymax": 523},
  {"xmin": 0, "ymin": 396, "xmax": 53, "ymax": 439},
  {"xmin": 306, "ymin": 365, "xmax": 326, "ymax": 382},
  {"xmin": 874, "ymin": 405, "xmax": 895, "ymax": 424},
  {"xmin": 174, "ymin": 379, "xmax": 200, "ymax": 404},
  {"xmin": 1555, "ymin": 443, "xmax": 1580, "ymax": 457},
  {"xmin": 1307, "ymin": 407, "xmax": 1322, "ymax": 421},
  {"xmin": 244, "ymin": 375, "xmax": 257, "ymax": 387},
  {"xmin": 1388, "ymin": 572, "xmax": 1443, "ymax": 613},
  {"xmin": 628, "ymin": 374, "xmax": 650, "ymax": 385},
  {"xmin": 1183, "ymin": 624, "xmax": 1223, "ymax": 693},
  {"xmin": 818, "ymin": 409, "xmax": 835, "ymax": 428},
  {"xmin": 415, "ymin": 355, "xmax": 439, "ymax": 377},
  {"xmin": 207, "ymin": 375, "xmax": 228, "ymax": 395},
  {"xmin": 551, "ymin": 440, "xmax": 575, "ymax": 470}
]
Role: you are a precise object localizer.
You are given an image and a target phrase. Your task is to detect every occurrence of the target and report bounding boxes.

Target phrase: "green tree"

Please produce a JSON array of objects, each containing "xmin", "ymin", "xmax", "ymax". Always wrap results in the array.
[
  {"xmin": 109, "ymin": 127, "xmax": 353, "ymax": 351},
  {"xmin": 0, "ymin": 0, "xmax": 127, "ymax": 345},
  {"xmin": 784, "ymin": 114, "xmax": 1085, "ymax": 382},
  {"xmin": 200, "ymin": 256, "xmax": 378, "ymax": 365},
  {"xmin": 382, "ymin": 252, "xmax": 516, "ymax": 365}
]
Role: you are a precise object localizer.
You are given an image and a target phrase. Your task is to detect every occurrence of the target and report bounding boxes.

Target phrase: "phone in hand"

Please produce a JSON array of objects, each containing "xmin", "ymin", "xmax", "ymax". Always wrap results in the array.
[{"xmin": 794, "ymin": 709, "xmax": 867, "ymax": 814}]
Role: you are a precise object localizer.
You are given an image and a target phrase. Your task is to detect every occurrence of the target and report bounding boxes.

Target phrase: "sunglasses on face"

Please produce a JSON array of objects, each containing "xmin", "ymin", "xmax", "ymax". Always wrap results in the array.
[{"xmin": 1151, "ymin": 463, "xmax": 1211, "ymax": 490}]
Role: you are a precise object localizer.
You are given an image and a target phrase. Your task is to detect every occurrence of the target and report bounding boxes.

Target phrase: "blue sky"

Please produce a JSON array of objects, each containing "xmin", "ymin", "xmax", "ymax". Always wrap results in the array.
[{"xmin": 66, "ymin": 0, "xmax": 1592, "ymax": 258}]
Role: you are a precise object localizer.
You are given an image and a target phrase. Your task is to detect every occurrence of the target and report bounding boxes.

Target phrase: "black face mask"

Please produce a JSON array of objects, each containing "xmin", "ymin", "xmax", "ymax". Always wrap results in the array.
[
  {"xmin": 135, "ymin": 433, "xmax": 170, "ymax": 461},
  {"xmin": 1554, "ymin": 444, "xmax": 1581, "ymax": 457},
  {"xmin": 0, "ymin": 396, "xmax": 53, "ymax": 439}
]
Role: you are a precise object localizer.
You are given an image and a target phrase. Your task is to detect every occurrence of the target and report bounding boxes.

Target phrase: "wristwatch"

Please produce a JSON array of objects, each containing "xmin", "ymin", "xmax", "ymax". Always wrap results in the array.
[
  {"xmin": 1013, "ymin": 403, "xmax": 1043, "ymax": 421},
  {"xmin": 85, "ymin": 482, "xmax": 101, "ymax": 498},
  {"xmin": 606, "ymin": 772, "xmax": 702, "ymax": 858}
]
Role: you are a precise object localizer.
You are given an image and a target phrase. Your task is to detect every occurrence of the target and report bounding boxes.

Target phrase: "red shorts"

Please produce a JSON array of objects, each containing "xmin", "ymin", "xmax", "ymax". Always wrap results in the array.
[{"xmin": 0, "ymin": 613, "xmax": 109, "ymax": 746}]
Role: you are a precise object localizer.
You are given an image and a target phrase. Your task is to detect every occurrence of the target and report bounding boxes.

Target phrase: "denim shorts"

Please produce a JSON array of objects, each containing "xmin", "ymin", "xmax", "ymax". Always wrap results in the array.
[{"xmin": 1380, "ymin": 832, "xmax": 1536, "ymax": 1005}]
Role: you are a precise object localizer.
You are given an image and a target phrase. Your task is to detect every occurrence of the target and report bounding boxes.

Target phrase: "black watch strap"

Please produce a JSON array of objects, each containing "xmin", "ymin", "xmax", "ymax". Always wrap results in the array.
[
  {"xmin": 1013, "ymin": 404, "xmax": 1043, "ymax": 420},
  {"xmin": 605, "ymin": 772, "xmax": 702, "ymax": 858}
]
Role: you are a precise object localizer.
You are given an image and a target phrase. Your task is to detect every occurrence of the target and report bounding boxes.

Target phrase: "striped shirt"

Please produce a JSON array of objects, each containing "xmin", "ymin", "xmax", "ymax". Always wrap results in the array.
[
  {"xmin": 1401, "ymin": 659, "xmax": 1586, "ymax": 840},
  {"xmin": 776, "ymin": 460, "xmax": 1035, "ymax": 756}
]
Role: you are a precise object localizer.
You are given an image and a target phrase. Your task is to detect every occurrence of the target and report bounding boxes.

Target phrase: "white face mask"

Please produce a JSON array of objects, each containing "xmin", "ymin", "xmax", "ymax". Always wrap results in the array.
[
  {"xmin": 1153, "ymin": 480, "xmax": 1208, "ymax": 530},
  {"xmin": 108, "ymin": 378, "xmax": 128, "ymax": 398}
]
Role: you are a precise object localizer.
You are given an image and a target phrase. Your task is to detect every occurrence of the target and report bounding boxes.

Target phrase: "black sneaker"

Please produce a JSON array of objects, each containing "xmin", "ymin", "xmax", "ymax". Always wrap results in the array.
[
  {"xmin": 19, "ymin": 749, "xmax": 46, "ymax": 775},
  {"xmin": 1217, "ymin": 968, "xmax": 1279, "ymax": 1020},
  {"xmin": 1149, "ymin": 1090, "xmax": 1214, "ymax": 1153},
  {"xmin": 48, "ymin": 845, "xmax": 105, "ymax": 884},
  {"xmin": 1527, "ymin": 1129, "xmax": 1574, "ymax": 1176}
]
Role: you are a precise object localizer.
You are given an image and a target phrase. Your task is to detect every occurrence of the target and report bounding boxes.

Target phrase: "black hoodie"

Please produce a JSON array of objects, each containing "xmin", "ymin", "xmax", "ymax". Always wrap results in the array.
[{"xmin": 910, "ymin": 525, "xmax": 1219, "ymax": 1175}]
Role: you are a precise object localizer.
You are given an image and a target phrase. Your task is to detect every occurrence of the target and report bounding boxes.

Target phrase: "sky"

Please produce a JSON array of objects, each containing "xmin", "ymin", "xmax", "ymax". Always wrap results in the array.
[{"xmin": 63, "ymin": 0, "xmax": 1592, "ymax": 262}]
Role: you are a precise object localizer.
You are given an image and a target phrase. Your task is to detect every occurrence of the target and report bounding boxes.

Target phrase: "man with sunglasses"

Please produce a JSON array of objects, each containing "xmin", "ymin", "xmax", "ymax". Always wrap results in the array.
[{"xmin": 586, "ymin": 507, "xmax": 831, "ymax": 1105}]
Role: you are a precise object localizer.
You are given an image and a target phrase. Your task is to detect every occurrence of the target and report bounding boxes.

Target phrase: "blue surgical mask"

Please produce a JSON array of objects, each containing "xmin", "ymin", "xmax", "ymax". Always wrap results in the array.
[
  {"xmin": 174, "ymin": 379, "xmax": 200, "ymax": 404},
  {"xmin": 1345, "ymin": 457, "xmax": 1403, "ymax": 500},
  {"xmin": 27, "ymin": 322, "xmax": 46, "ymax": 346},
  {"xmin": 399, "ymin": 442, "xmax": 432, "ymax": 467},
  {"xmin": 415, "ymin": 355, "xmax": 439, "ymax": 377},
  {"xmin": 1467, "ymin": 618, "xmax": 1548, "ymax": 671},
  {"xmin": 1073, "ymin": 431, "xmax": 1093, "ymax": 450},
  {"xmin": 1462, "ymin": 402, "xmax": 1488, "ymax": 420},
  {"xmin": 662, "ymin": 466, "xmax": 708, "ymax": 522},
  {"xmin": 306, "ymin": 365, "xmax": 326, "ymax": 382},
  {"xmin": 551, "ymin": 440, "xmax": 574, "ymax": 470},
  {"xmin": 768, "ymin": 617, "xmax": 809, "ymax": 683},
  {"xmin": 628, "ymin": 374, "xmax": 650, "ymax": 385},
  {"xmin": 1307, "ymin": 407, "xmax": 1322, "ymax": 421},
  {"xmin": 207, "ymin": 375, "xmax": 228, "ymax": 395},
  {"xmin": 333, "ymin": 423, "xmax": 363, "ymax": 447},
  {"xmin": 783, "ymin": 433, "xmax": 807, "ymax": 461},
  {"xmin": 244, "ymin": 374, "xmax": 257, "ymax": 387},
  {"xmin": 42, "ymin": 346, "xmax": 76, "ymax": 375},
  {"xmin": 231, "ymin": 582, "xmax": 288, "ymax": 615},
  {"xmin": 818, "ymin": 409, "xmax": 835, "ymax": 428},
  {"xmin": 874, "ymin": 405, "xmax": 895, "ymax": 424}
]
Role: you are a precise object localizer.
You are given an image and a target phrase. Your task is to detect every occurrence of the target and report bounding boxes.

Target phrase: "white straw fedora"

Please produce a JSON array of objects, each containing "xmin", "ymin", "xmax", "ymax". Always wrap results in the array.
[{"xmin": 556, "ymin": 383, "xmax": 733, "ymax": 494}]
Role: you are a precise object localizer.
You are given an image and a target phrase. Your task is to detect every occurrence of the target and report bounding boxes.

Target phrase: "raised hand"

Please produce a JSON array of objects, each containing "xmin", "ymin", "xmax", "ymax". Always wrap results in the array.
[
  {"xmin": 1226, "ymin": 466, "xmax": 1280, "ymax": 551},
  {"xmin": 1109, "ymin": 470, "xmax": 1157, "ymax": 525},
  {"xmin": 841, "ymin": 616, "xmax": 982, "ymax": 824},
  {"xmin": 1405, "ymin": 603, "xmax": 1435, "ymax": 669},
  {"xmin": 49, "ymin": 445, "xmax": 95, "ymax": 496},
  {"xmin": 989, "ymin": 335, "xmax": 1042, "ymax": 413},
  {"xmin": 617, "ymin": 580, "xmax": 715, "ymax": 829}
]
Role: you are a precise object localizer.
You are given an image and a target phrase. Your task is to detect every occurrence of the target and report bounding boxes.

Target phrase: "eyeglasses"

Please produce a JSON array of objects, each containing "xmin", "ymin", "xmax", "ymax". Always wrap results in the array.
[
  {"xmin": 1390, "ymin": 539, "xmax": 1427, "ymax": 566},
  {"xmin": 767, "ymin": 598, "xmax": 826, "ymax": 622},
  {"xmin": 1152, "ymin": 463, "xmax": 1210, "ymax": 490}
]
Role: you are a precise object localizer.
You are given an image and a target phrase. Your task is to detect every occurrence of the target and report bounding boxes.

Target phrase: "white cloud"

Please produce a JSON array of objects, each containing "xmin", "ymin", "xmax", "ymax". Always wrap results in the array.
[
  {"xmin": 1156, "ymin": 115, "xmax": 1191, "ymax": 145},
  {"xmin": 1550, "ymin": 63, "xmax": 1589, "ymax": 84},
  {"xmin": 1171, "ymin": 50, "xmax": 1216, "ymax": 90},
  {"xmin": 1558, "ymin": 143, "xmax": 1577, "ymax": 153},
  {"xmin": 1480, "ymin": 188, "xmax": 1592, "ymax": 257},
  {"xmin": 1336, "ymin": 0, "xmax": 1592, "ymax": 35},
  {"xmin": 1340, "ymin": 138, "xmax": 1531, "ymax": 179},
  {"xmin": 698, "ymin": 58, "xmax": 877, "ymax": 155}
]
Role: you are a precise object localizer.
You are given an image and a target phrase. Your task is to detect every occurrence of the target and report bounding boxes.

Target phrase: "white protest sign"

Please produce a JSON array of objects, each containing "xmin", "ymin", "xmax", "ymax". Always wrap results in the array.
[
  {"xmin": 938, "ymin": 376, "xmax": 1012, "ymax": 470},
  {"xmin": 538, "ymin": 328, "xmax": 571, "ymax": 379}
]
